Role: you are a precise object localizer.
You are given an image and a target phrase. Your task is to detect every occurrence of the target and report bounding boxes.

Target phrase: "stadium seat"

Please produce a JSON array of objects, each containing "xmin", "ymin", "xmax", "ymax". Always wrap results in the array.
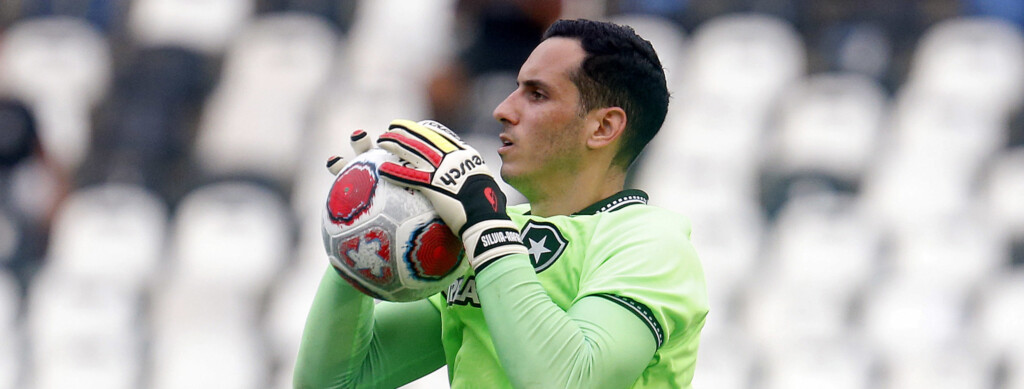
[
  {"xmin": 685, "ymin": 13, "xmax": 805, "ymax": 114},
  {"xmin": 758, "ymin": 340, "xmax": 876, "ymax": 389},
  {"xmin": 691, "ymin": 331, "xmax": 756, "ymax": 389},
  {"xmin": 888, "ymin": 86, "xmax": 1006, "ymax": 171},
  {"xmin": 609, "ymin": 13, "xmax": 688, "ymax": 91},
  {"xmin": 0, "ymin": 316, "xmax": 21, "ymax": 389},
  {"xmin": 972, "ymin": 271, "xmax": 1024, "ymax": 354},
  {"xmin": 860, "ymin": 277, "xmax": 969, "ymax": 357},
  {"xmin": 860, "ymin": 148, "xmax": 977, "ymax": 233},
  {"xmin": 46, "ymin": 183, "xmax": 167, "ymax": 289},
  {"xmin": 264, "ymin": 231, "xmax": 328, "ymax": 381},
  {"xmin": 741, "ymin": 280, "xmax": 852, "ymax": 350},
  {"xmin": 887, "ymin": 213, "xmax": 1006, "ymax": 292},
  {"xmin": 195, "ymin": 13, "xmax": 339, "ymax": 184},
  {"xmin": 983, "ymin": 148, "xmax": 1024, "ymax": 235},
  {"xmin": 907, "ymin": 17, "xmax": 1024, "ymax": 118},
  {"xmin": 767, "ymin": 191, "xmax": 881, "ymax": 295},
  {"xmin": 634, "ymin": 103, "xmax": 764, "ymax": 217},
  {"xmin": 344, "ymin": 0, "xmax": 454, "ymax": 91},
  {"xmin": 772, "ymin": 72, "xmax": 889, "ymax": 181},
  {"xmin": 128, "ymin": 0, "xmax": 255, "ymax": 53},
  {"xmin": 681, "ymin": 201, "xmax": 763, "ymax": 329},
  {"xmin": 26, "ymin": 269, "xmax": 143, "ymax": 389},
  {"xmin": 149, "ymin": 273, "xmax": 270, "ymax": 389},
  {"xmin": 148, "ymin": 302, "xmax": 269, "ymax": 389},
  {"xmin": 1004, "ymin": 350, "xmax": 1024, "ymax": 389},
  {"xmin": 0, "ymin": 17, "xmax": 112, "ymax": 172},
  {"xmin": 169, "ymin": 181, "xmax": 293, "ymax": 296},
  {"xmin": 878, "ymin": 347, "xmax": 996, "ymax": 389}
]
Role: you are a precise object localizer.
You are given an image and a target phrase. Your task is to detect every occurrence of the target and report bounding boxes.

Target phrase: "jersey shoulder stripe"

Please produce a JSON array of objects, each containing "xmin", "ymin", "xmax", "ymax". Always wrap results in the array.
[{"xmin": 592, "ymin": 293, "xmax": 665, "ymax": 348}]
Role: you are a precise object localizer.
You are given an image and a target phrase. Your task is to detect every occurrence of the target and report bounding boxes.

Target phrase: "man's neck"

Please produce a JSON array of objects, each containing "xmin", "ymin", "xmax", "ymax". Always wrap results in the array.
[{"xmin": 522, "ymin": 166, "xmax": 627, "ymax": 217}]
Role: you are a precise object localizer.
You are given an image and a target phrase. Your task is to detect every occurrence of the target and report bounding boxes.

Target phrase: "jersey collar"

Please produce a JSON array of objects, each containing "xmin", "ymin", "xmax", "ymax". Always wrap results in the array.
[{"xmin": 574, "ymin": 189, "xmax": 649, "ymax": 216}]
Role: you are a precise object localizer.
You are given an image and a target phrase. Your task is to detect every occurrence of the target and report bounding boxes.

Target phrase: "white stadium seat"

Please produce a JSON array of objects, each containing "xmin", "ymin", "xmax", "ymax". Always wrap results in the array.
[
  {"xmin": 758, "ymin": 340, "xmax": 875, "ymax": 389},
  {"xmin": 767, "ymin": 191, "xmax": 881, "ymax": 294},
  {"xmin": 149, "ymin": 318, "xmax": 268, "ymax": 389},
  {"xmin": 169, "ymin": 181, "xmax": 292, "ymax": 295},
  {"xmin": 0, "ymin": 326, "xmax": 18, "ymax": 389},
  {"xmin": 26, "ymin": 270, "xmax": 143, "ymax": 389},
  {"xmin": 128, "ymin": 0, "xmax": 255, "ymax": 53},
  {"xmin": 983, "ymin": 148, "xmax": 1024, "ymax": 235},
  {"xmin": 0, "ymin": 17, "xmax": 111, "ymax": 171},
  {"xmin": 772, "ymin": 72, "xmax": 888, "ymax": 180},
  {"xmin": 344, "ymin": 0, "xmax": 455, "ymax": 91},
  {"xmin": 46, "ymin": 184, "xmax": 167, "ymax": 289},
  {"xmin": 0, "ymin": 271, "xmax": 18, "ymax": 389},
  {"xmin": 860, "ymin": 277, "xmax": 969, "ymax": 357},
  {"xmin": 195, "ymin": 13, "xmax": 339, "ymax": 183},
  {"xmin": 860, "ymin": 149, "xmax": 977, "ymax": 232},
  {"xmin": 907, "ymin": 17, "xmax": 1024, "ymax": 117},
  {"xmin": 682, "ymin": 201, "xmax": 763, "ymax": 332},
  {"xmin": 686, "ymin": 13, "xmax": 805, "ymax": 113},
  {"xmin": 742, "ymin": 280, "xmax": 851, "ymax": 350},
  {"xmin": 972, "ymin": 271, "xmax": 1024, "ymax": 354},
  {"xmin": 879, "ymin": 347, "xmax": 996, "ymax": 389},
  {"xmin": 888, "ymin": 86, "xmax": 1006, "ymax": 170},
  {"xmin": 887, "ymin": 213, "xmax": 1006, "ymax": 292},
  {"xmin": 691, "ymin": 331, "xmax": 756, "ymax": 389}
]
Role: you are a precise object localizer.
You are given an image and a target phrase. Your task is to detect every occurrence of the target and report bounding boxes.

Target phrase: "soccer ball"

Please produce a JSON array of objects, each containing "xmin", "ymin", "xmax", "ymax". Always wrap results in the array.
[{"xmin": 321, "ymin": 148, "xmax": 467, "ymax": 302}]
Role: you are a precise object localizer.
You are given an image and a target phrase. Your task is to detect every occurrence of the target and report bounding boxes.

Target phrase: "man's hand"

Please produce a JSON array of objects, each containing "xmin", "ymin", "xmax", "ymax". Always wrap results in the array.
[
  {"xmin": 326, "ymin": 129, "xmax": 374, "ymax": 175},
  {"xmin": 376, "ymin": 119, "xmax": 527, "ymax": 272}
]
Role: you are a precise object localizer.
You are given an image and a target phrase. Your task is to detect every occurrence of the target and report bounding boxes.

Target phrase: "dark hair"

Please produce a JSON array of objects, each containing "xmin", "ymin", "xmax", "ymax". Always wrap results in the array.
[{"xmin": 543, "ymin": 19, "xmax": 669, "ymax": 167}]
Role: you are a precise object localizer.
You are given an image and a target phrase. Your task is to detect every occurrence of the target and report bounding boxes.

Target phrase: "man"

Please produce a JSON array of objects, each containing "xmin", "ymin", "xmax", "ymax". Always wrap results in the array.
[{"xmin": 295, "ymin": 19, "xmax": 708, "ymax": 388}]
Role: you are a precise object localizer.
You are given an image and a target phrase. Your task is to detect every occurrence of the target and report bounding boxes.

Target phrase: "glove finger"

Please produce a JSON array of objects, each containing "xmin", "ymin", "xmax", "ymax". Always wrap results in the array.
[
  {"xmin": 389, "ymin": 119, "xmax": 463, "ymax": 153},
  {"xmin": 350, "ymin": 129, "xmax": 373, "ymax": 154},
  {"xmin": 326, "ymin": 155, "xmax": 345, "ymax": 175},
  {"xmin": 378, "ymin": 132, "xmax": 442, "ymax": 169},
  {"xmin": 379, "ymin": 161, "xmax": 432, "ymax": 188}
]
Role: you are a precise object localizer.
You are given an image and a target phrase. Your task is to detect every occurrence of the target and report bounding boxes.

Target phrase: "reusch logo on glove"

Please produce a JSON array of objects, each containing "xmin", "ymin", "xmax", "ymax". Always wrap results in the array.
[{"xmin": 440, "ymin": 155, "xmax": 485, "ymax": 186}]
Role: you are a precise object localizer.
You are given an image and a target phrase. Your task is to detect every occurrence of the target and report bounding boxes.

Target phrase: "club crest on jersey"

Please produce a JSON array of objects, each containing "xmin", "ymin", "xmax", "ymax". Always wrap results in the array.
[
  {"xmin": 405, "ymin": 218, "xmax": 464, "ymax": 280},
  {"xmin": 326, "ymin": 161, "xmax": 377, "ymax": 225},
  {"xmin": 338, "ymin": 228, "xmax": 393, "ymax": 284},
  {"xmin": 520, "ymin": 221, "xmax": 568, "ymax": 273}
]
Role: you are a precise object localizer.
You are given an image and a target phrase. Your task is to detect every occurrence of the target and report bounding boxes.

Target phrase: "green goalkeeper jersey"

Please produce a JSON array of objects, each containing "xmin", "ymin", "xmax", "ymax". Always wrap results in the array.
[
  {"xmin": 429, "ymin": 189, "xmax": 709, "ymax": 388},
  {"xmin": 294, "ymin": 189, "xmax": 708, "ymax": 388}
]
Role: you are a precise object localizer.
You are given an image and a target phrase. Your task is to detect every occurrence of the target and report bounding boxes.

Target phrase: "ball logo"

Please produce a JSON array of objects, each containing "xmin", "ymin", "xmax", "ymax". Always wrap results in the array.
[
  {"xmin": 338, "ymin": 228, "xmax": 393, "ymax": 285},
  {"xmin": 327, "ymin": 161, "xmax": 377, "ymax": 225},
  {"xmin": 406, "ymin": 219, "xmax": 463, "ymax": 280}
]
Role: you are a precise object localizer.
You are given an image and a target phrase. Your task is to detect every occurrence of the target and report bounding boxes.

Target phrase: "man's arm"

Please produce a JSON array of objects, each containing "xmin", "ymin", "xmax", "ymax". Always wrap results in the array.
[
  {"xmin": 294, "ymin": 267, "xmax": 447, "ymax": 389},
  {"xmin": 475, "ymin": 255, "xmax": 657, "ymax": 388}
]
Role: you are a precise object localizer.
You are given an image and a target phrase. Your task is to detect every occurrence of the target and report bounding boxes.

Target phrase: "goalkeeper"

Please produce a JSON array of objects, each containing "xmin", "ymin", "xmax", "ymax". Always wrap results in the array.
[{"xmin": 295, "ymin": 19, "xmax": 708, "ymax": 388}]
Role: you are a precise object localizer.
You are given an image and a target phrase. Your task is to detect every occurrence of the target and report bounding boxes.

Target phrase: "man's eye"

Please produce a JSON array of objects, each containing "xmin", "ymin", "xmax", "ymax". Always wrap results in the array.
[{"xmin": 530, "ymin": 91, "xmax": 545, "ymax": 100}]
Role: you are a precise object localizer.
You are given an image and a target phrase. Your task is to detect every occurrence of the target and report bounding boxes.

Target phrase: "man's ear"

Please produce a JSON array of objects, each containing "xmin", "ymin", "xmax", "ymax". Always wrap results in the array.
[{"xmin": 586, "ymin": 107, "xmax": 627, "ymax": 150}]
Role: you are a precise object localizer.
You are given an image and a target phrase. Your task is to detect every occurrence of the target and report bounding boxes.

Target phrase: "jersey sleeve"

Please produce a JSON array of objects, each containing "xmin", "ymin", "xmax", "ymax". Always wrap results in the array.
[
  {"xmin": 474, "ymin": 255, "xmax": 658, "ymax": 388},
  {"xmin": 293, "ymin": 267, "xmax": 447, "ymax": 388},
  {"xmin": 576, "ymin": 208, "xmax": 709, "ymax": 350}
]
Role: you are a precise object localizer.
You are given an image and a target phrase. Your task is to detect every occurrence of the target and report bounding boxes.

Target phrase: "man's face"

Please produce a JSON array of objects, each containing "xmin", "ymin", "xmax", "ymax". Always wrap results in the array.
[{"xmin": 492, "ymin": 37, "xmax": 590, "ymax": 192}]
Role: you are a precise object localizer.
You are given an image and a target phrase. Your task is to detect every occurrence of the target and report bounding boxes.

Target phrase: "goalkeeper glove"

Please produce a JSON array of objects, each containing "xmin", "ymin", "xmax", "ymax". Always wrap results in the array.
[
  {"xmin": 376, "ymin": 119, "xmax": 527, "ymax": 272},
  {"xmin": 325, "ymin": 129, "xmax": 374, "ymax": 175}
]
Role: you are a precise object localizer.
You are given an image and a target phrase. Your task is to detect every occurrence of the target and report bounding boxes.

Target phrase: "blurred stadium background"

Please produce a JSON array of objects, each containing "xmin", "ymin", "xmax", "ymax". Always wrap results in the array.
[{"xmin": 1, "ymin": 0, "xmax": 1024, "ymax": 388}]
